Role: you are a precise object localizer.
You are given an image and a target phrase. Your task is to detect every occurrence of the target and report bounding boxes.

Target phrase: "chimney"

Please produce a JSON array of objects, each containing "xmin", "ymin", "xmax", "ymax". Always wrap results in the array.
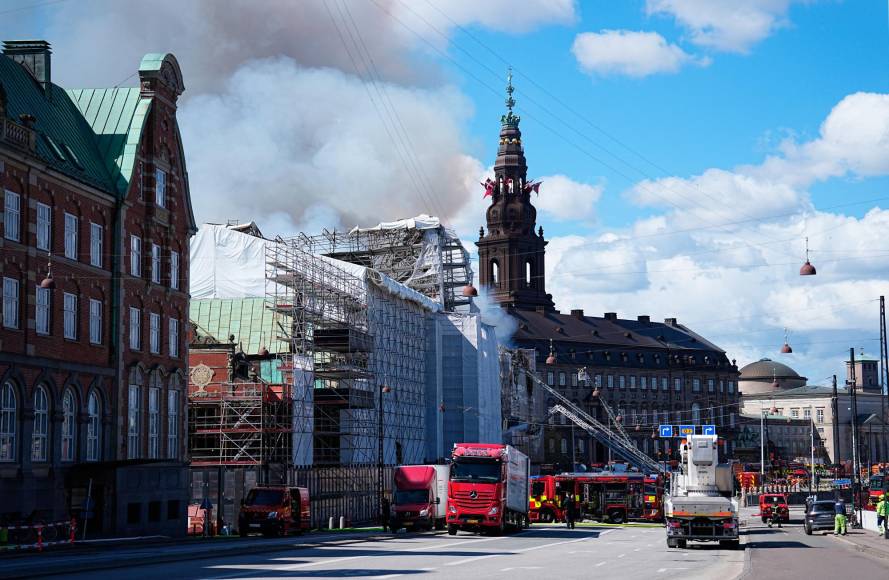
[
  {"xmin": 570, "ymin": 309, "xmax": 584, "ymax": 319},
  {"xmin": 637, "ymin": 315, "xmax": 650, "ymax": 323},
  {"xmin": 604, "ymin": 312, "xmax": 617, "ymax": 321},
  {"xmin": 664, "ymin": 317, "xmax": 677, "ymax": 326},
  {"xmin": 3, "ymin": 41, "xmax": 52, "ymax": 92}
]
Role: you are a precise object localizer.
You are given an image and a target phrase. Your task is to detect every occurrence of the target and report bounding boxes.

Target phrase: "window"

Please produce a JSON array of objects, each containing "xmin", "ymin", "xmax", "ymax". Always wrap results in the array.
[
  {"xmin": 167, "ymin": 500, "xmax": 181, "ymax": 521},
  {"xmin": 155, "ymin": 168, "xmax": 166, "ymax": 208},
  {"xmin": 816, "ymin": 408, "xmax": 825, "ymax": 424},
  {"xmin": 151, "ymin": 243, "xmax": 161, "ymax": 284},
  {"xmin": 90, "ymin": 223, "xmax": 103, "ymax": 268},
  {"xmin": 129, "ymin": 307, "xmax": 141, "ymax": 350},
  {"xmin": 619, "ymin": 376, "xmax": 626, "ymax": 389},
  {"xmin": 127, "ymin": 503, "xmax": 141, "ymax": 525},
  {"xmin": 640, "ymin": 376, "xmax": 647, "ymax": 390},
  {"xmin": 661, "ymin": 377, "xmax": 668, "ymax": 391},
  {"xmin": 148, "ymin": 387, "xmax": 159, "ymax": 459},
  {"xmin": 167, "ymin": 389, "xmax": 179, "ymax": 459},
  {"xmin": 169, "ymin": 318, "xmax": 179, "ymax": 358},
  {"xmin": 170, "ymin": 251, "xmax": 180, "ymax": 290},
  {"xmin": 548, "ymin": 438, "xmax": 555, "ymax": 453},
  {"xmin": 803, "ymin": 408, "xmax": 811, "ymax": 421},
  {"xmin": 36, "ymin": 286, "xmax": 50, "ymax": 335},
  {"xmin": 570, "ymin": 372, "xmax": 578, "ymax": 387},
  {"xmin": 130, "ymin": 235, "xmax": 141, "ymax": 276},
  {"xmin": 692, "ymin": 378, "xmax": 701, "ymax": 392},
  {"xmin": 719, "ymin": 380, "xmax": 724, "ymax": 393},
  {"xmin": 36, "ymin": 202, "xmax": 51, "ymax": 250},
  {"xmin": 64, "ymin": 212, "xmax": 78, "ymax": 260},
  {"xmin": 674, "ymin": 378, "xmax": 682, "ymax": 391},
  {"xmin": 607, "ymin": 375, "xmax": 614, "ymax": 389},
  {"xmin": 491, "ymin": 260, "xmax": 499, "ymax": 285},
  {"xmin": 63, "ymin": 292, "xmax": 77, "ymax": 339},
  {"xmin": 558, "ymin": 372, "xmax": 566, "ymax": 387},
  {"xmin": 149, "ymin": 313, "xmax": 160, "ymax": 354},
  {"xmin": 89, "ymin": 299, "xmax": 102, "ymax": 344},
  {"xmin": 691, "ymin": 403, "xmax": 701, "ymax": 424},
  {"xmin": 630, "ymin": 376, "xmax": 637, "ymax": 389},
  {"xmin": 728, "ymin": 381, "xmax": 735, "ymax": 394},
  {"xmin": 0, "ymin": 383, "xmax": 16, "ymax": 461},
  {"xmin": 594, "ymin": 374, "xmax": 603, "ymax": 389},
  {"xmin": 791, "ymin": 408, "xmax": 799, "ymax": 419},
  {"xmin": 87, "ymin": 392, "xmax": 101, "ymax": 462},
  {"xmin": 707, "ymin": 379, "xmax": 715, "ymax": 393},
  {"xmin": 560, "ymin": 438, "xmax": 568, "ymax": 454},
  {"xmin": 127, "ymin": 377, "xmax": 142, "ymax": 459},
  {"xmin": 32, "ymin": 386, "xmax": 49, "ymax": 462},
  {"xmin": 730, "ymin": 413, "xmax": 736, "ymax": 428},
  {"xmin": 578, "ymin": 439, "xmax": 585, "ymax": 453},
  {"xmin": 61, "ymin": 390, "xmax": 75, "ymax": 462},
  {"xmin": 525, "ymin": 261, "xmax": 532, "ymax": 287},
  {"xmin": 2, "ymin": 277, "xmax": 19, "ymax": 329},
  {"xmin": 3, "ymin": 190, "xmax": 20, "ymax": 241},
  {"xmin": 546, "ymin": 371, "xmax": 554, "ymax": 386}
]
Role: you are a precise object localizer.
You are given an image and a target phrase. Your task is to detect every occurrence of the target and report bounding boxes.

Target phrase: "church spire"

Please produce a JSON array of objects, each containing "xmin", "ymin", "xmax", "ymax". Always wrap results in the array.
[{"xmin": 505, "ymin": 67, "xmax": 516, "ymax": 113}]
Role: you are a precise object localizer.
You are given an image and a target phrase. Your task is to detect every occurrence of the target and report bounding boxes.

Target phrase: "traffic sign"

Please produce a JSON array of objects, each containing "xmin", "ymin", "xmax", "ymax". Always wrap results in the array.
[
  {"xmin": 679, "ymin": 425, "xmax": 695, "ymax": 437},
  {"xmin": 659, "ymin": 425, "xmax": 674, "ymax": 438},
  {"xmin": 200, "ymin": 498, "xmax": 213, "ymax": 510},
  {"xmin": 702, "ymin": 425, "xmax": 716, "ymax": 436}
]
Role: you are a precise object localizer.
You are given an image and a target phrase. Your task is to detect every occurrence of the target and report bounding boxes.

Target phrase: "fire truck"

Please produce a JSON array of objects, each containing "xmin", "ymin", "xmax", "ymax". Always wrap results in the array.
[
  {"xmin": 868, "ymin": 468, "xmax": 889, "ymax": 509},
  {"xmin": 529, "ymin": 472, "xmax": 664, "ymax": 524}
]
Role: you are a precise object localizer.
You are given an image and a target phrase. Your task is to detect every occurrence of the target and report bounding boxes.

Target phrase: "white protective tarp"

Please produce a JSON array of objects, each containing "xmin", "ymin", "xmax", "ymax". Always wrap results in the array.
[
  {"xmin": 349, "ymin": 214, "xmax": 441, "ymax": 234},
  {"xmin": 190, "ymin": 224, "xmax": 269, "ymax": 299},
  {"xmin": 319, "ymin": 255, "xmax": 442, "ymax": 313}
]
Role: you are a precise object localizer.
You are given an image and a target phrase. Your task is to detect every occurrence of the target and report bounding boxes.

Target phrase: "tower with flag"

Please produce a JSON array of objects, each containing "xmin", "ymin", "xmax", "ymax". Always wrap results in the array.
[{"xmin": 476, "ymin": 69, "xmax": 555, "ymax": 312}]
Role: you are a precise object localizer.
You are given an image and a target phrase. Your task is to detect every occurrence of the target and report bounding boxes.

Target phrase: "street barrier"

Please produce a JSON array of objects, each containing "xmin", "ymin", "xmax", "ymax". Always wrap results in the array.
[{"xmin": 0, "ymin": 519, "xmax": 75, "ymax": 551}]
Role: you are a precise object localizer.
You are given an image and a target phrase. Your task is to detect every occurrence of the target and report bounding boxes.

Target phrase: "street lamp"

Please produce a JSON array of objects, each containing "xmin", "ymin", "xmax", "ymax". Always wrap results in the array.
[{"xmin": 378, "ymin": 384, "xmax": 392, "ymax": 523}]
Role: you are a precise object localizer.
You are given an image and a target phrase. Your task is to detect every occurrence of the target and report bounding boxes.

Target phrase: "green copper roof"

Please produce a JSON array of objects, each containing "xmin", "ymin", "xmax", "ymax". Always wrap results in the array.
[{"xmin": 190, "ymin": 297, "xmax": 289, "ymax": 356}]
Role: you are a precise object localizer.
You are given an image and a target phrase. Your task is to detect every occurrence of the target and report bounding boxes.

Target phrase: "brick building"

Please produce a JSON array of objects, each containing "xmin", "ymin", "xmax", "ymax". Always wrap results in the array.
[
  {"xmin": 0, "ymin": 41, "xmax": 195, "ymax": 536},
  {"xmin": 476, "ymin": 74, "xmax": 740, "ymax": 471}
]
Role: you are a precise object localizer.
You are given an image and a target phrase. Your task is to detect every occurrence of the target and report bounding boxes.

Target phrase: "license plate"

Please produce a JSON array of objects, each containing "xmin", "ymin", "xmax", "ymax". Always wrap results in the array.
[{"xmin": 466, "ymin": 519, "xmax": 480, "ymax": 524}]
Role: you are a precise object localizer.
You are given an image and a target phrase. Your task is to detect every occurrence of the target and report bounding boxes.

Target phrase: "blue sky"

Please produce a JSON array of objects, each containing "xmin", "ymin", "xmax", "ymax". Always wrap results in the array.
[{"xmin": 5, "ymin": 0, "xmax": 888, "ymax": 383}]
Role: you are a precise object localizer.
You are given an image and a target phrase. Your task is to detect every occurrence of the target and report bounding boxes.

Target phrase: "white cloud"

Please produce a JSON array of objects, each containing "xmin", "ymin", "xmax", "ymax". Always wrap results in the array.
[
  {"xmin": 646, "ymin": 0, "xmax": 801, "ymax": 53},
  {"xmin": 571, "ymin": 30, "xmax": 704, "ymax": 77}
]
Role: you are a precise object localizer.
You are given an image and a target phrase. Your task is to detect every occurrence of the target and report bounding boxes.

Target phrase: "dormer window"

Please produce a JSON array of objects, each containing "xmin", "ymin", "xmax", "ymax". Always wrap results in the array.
[{"xmin": 155, "ymin": 168, "xmax": 167, "ymax": 208}]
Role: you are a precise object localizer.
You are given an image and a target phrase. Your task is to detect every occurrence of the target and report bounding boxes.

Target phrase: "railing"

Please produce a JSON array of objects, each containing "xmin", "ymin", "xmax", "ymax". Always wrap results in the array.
[{"xmin": 1, "ymin": 117, "xmax": 34, "ymax": 151}]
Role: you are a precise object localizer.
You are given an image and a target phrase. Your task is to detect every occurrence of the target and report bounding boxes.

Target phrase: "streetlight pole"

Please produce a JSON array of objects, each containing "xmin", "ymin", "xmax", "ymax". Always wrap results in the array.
[
  {"xmin": 850, "ymin": 348, "xmax": 861, "ymax": 522},
  {"xmin": 810, "ymin": 405, "xmax": 815, "ymax": 494},
  {"xmin": 761, "ymin": 407, "xmax": 766, "ymax": 482}
]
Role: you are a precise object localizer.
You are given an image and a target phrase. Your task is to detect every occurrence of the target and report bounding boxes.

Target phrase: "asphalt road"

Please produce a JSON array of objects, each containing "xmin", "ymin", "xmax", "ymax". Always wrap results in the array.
[
  {"xmin": 46, "ymin": 524, "xmax": 744, "ymax": 580},
  {"xmin": 741, "ymin": 506, "xmax": 889, "ymax": 579}
]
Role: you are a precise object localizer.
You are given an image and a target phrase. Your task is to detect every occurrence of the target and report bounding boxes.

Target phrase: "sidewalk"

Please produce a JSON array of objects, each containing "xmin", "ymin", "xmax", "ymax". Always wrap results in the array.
[
  {"xmin": 0, "ymin": 529, "xmax": 410, "ymax": 579},
  {"xmin": 832, "ymin": 528, "xmax": 889, "ymax": 561}
]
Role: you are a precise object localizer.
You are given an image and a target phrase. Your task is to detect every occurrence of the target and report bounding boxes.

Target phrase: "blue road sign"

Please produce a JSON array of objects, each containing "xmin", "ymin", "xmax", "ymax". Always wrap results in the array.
[
  {"xmin": 659, "ymin": 425, "xmax": 674, "ymax": 438},
  {"xmin": 678, "ymin": 425, "xmax": 696, "ymax": 437},
  {"xmin": 702, "ymin": 425, "xmax": 716, "ymax": 436}
]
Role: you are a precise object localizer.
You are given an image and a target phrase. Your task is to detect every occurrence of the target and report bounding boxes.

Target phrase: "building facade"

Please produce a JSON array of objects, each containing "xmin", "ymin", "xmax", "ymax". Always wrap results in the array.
[
  {"xmin": 0, "ymin": 41, "xmax": 195, "ymax": 536},
  {"xmin": 475, "ymin": 75, "xmax": 740, "ymax": 471}
]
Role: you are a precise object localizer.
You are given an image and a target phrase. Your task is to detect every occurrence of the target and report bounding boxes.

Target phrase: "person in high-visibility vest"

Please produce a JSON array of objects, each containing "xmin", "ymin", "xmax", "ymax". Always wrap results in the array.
[{"xmin": 877, "ymin": 494, "xmax": 889, "ymax": 537}]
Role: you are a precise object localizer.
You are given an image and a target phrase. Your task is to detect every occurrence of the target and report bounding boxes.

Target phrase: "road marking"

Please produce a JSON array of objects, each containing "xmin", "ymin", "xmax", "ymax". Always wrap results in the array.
[
  {"xmin": 595, "ymin": 561, "xmax": 607, "ymax": 567},
  {"xmin": 501, "ymin": 567, "xmax": 542, "ymax": 572},
  {"xmin": 618, "ymin": 553, "xmax": 626, "ymax": 558},
  {"xmin": 634, "ymin": 548, "xmax": 641, "ymax": 552},
  {"xmin": 405, "ymin": 535, "xmax": 507, "ymax": 552},
  {"xmin": 446, "ymin": 553, "xmax": 504, "ymax": 567}
]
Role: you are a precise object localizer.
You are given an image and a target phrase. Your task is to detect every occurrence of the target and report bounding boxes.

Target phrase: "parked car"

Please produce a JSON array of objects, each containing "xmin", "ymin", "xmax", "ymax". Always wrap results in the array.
[
  {"xmin": 238, "ymin": 486, "xmax": 310, "ymax": 537},
  {"xmin": 804, "ymin": 500, "xmax": 837, "ymax": 535}
]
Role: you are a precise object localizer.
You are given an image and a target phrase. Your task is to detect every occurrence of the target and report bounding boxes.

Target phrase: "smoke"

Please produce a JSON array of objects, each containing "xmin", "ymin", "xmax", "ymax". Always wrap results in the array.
[{"xmin": 474, "ymin": 286, "xmax": 519, "ymax": 346}]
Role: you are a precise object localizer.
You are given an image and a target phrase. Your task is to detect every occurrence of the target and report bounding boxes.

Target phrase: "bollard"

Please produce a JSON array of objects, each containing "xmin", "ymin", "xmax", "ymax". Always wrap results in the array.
[
  {"xmin": 69, "ymin": 518, "xmax": 76, "ymax": 544},
  {"xmin": 339, "ymin": 516, "xmax": 345, "ymax": 530},
  {"xmin": 328, "ymin": 516, "xmax": 335, "ymax": 530},
  {"xmin": 37, "ymin": 525, "xmax": 43, "ymax": 552}
]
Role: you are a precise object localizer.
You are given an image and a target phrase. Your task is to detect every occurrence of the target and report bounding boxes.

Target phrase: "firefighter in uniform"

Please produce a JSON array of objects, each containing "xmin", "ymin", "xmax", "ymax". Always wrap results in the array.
[
  {"xmin": 563, "ymin": 493, "xmax": 576, "ymax": 530},
  {"xmin": 834, "ymin": 499, "xmax": 847, "ymax": 536}
]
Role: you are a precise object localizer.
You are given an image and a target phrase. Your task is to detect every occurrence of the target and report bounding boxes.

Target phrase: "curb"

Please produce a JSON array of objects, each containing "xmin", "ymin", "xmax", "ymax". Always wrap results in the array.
[
  {"xmin": 831, "ymin": 533, "xmax": 889, "ymax": 562},
  {"xmin": 0, "ymin": 531, "xmax": 421, "ymax": 579}
]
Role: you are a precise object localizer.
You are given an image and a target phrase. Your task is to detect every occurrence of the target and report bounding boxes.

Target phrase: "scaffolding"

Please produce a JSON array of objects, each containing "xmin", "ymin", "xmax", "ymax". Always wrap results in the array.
[
  {"xmin": 266, "ymin": 236, "xmax": 429, "ymax": 469},
  {"xmin": 189, "ymin": 381, "xmax": 291, "ymax": 473},
  {"xmin": 295, "ymin": 216, "xmax": 473, "ymax": 312}
]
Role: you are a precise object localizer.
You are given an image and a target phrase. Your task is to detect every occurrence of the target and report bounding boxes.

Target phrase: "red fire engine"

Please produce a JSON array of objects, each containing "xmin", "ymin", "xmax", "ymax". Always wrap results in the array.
[{"xmin": 529, "ymin": 472, "xmax": 664, "ymax": 524}]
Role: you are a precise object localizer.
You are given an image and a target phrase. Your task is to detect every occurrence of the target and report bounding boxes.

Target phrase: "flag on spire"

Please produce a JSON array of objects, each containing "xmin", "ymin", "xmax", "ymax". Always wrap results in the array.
[{"xmin": 481, "ymin": 178, "xmax": 495, "ymax": 198}]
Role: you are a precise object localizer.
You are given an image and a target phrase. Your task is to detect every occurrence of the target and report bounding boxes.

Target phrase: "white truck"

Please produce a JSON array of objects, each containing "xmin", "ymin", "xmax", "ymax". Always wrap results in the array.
[{"xmin": 664, "ymin": 435, "xmax": 740, "ymax": 549}]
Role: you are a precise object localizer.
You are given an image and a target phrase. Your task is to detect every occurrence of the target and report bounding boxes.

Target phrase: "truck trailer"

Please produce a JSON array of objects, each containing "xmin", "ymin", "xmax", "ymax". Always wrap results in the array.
[
  {"xmin": 391, "ymin": 464, "xmax": 450, "ymax": 531},
  {"xmin": 447, "ymin": 443, "xmax": 530, "ymax": 535}
]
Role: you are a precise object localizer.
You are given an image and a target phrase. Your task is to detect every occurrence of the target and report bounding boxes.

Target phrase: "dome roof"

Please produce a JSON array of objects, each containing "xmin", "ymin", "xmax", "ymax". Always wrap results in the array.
[{"xmin": 738, "ymin": 358, "xmax": 807, "ymax": 395}]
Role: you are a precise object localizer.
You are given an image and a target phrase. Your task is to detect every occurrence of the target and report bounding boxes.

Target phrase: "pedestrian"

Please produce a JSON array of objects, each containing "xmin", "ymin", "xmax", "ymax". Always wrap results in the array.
[
  {"xmin": 563, "ymin": 493, "xmax": 576, "ymax": 530},
  {"xmin": 876, "ymin": 494, "xmax": 889, "ymax": 538},
  {"xmin": 834, "ymin": 498, "xmax": 847, "ymax": 536},
  {"xmin": 381, "ymin": 497, "xmax": 391, "ymax": 533}
]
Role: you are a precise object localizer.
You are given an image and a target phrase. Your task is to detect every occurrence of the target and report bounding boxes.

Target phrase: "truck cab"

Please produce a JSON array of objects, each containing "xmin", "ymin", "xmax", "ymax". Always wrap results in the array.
[
  {"xmin": 391, "ymin": 465, "xmax": 449, "ymax": 531},
  {"xmin": 238, "ymin": 486, "xmax": 310, "ymax": 537},
  {"xmin": 759, "ymin": 493, "xmax": 789, "ymax": 523}
]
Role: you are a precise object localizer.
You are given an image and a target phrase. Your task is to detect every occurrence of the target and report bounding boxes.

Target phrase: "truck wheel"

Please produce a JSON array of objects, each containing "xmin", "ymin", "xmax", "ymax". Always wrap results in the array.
[
  {"xmin": 804, "ymin": 524, "xmax": 812, "ymax": 535},
  {"xmin": 676, "ymin": 539, "xmax": 687, "ymax": 549},
  {"xmin": 719, "ymin": 540, "xmax": 740, "ymax": 550},
  {"xmin": 608, "ymin": 510, "xmax": 625, "ymax": 524},
  {"xmin": 539, "ymin": 509, "xmax": 554, "ymax": 523},
  {"xmin": 447, "ymin": 525, "xmax": 458, "ymax": 536},
  {"xmin": 667, "ymin": 538, "xmax": 678, "ymax": 548}
]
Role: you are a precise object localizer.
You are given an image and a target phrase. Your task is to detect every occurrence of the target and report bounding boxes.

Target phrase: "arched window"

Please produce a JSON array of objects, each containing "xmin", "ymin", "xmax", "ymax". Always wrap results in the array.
[
  {"xmin": 0, "ymin": 382, "xmax": 16, "ymax": 462},
  {"xmin": 491, "ymin": 260, "xmax": 500, "ymax": 286},
  {"xmin": 87, "ymin": 391, "xmax": 101, "ymax": 462},
  {"xmin": 32, "ymin": 386, "xmax": 49, "ymax": 462},
  {"xmin": 61, "ymin": 389, "xmax": 76, "ymax": 462},
  {"xmin": 525, "ymin": 261, "xmax": 532, "ymax": 287},
  {"xmin": 167, "ymin": 375, "xmax": 180, "ymax": 459},
  {"xmin": 560, "ymin": 438, "xmax": 568, "ymax": 454},
  {"xmin": 691, "ymin": 403, "xmax": 701, "ymax": 424},
  {"xmin": 128, "ymin": 367, "xmax": 143, "ymax": 459},
  {"xmin": 148, "ymin": 371, "xmax": 161, "ymax": 459}
]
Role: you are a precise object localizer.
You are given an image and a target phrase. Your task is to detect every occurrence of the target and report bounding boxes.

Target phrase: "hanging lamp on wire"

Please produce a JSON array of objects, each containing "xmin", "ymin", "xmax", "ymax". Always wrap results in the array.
[
  {"xmin": 461, "ymin": 283, "xmax": 478, "ymax": 298},
  {"xmin": 799, "ymin": 237, "xmax": 816, "ymax": 276},
  {"xmin": 780, "ymin": 327, "xmax": 793, "ymax": 354},
  {"xmin": 39, "ymin": 252, "xmax": 55, "ymax": 289},
  {"xmin": 770, "ymin": 370, "xmax": 780, "ymax": 391},
  {"xmin": 545, "ymin": 339, "xmax": 557, "ymax": 365}
]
